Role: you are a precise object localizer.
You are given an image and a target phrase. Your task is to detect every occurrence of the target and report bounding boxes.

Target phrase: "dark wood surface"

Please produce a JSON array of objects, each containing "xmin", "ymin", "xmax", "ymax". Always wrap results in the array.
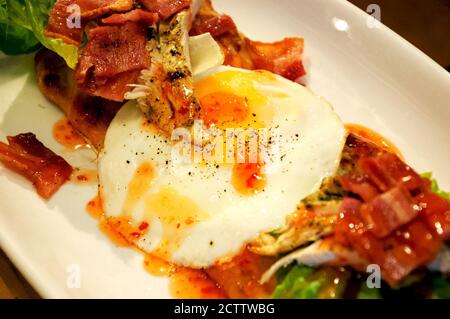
[
  {"xmin": 1, "ymin": 0, "xmax": 449, "ymax": 299},
  {"xmin": 0, "ymin": 250, "xmax": 39, "ymax": 298},
  {"xmin": 350, "ymin": 0, "xmax": 450, "ymax": 68}
]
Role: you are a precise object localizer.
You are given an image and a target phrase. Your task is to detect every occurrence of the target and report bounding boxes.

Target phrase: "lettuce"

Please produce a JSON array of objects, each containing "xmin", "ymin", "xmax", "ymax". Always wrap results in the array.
[
  {"xmin": 356, "ymin": 283, "xmax": 382, "ymax": 299},
  {"xmin": 272, "ymin": 265, "xmax": 320, "ymax": 299},
  {"xmin": 25, "ymin": 0, "xmax": 78, "ymax": 68},
  {"xmin": 421, "ymin": 172, "xmax": 450, "ymax": 202},
  {"xmin": 0, "ymin": 23, "xmax": 41, "ymax": 54},
  {"xmin": 431, "ymin": 274, "xmax": 450, "ymax": 299},
  {"xmin": 0, "ymin": 0, "xmax": 78, "ymax": 68},
  {"xmin": 272, "ymin": 264, "xmax": 349, "ymax": 299},
  {"xmin": 0, "ymin": 0, "xmax": 40, "ymax": 54}
]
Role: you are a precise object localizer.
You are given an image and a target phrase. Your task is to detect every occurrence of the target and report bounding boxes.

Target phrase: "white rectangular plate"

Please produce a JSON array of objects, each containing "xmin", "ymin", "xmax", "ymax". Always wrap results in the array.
[{"xmin": 0, "ymin": 0, "xmax": 449, "ymax": 298}]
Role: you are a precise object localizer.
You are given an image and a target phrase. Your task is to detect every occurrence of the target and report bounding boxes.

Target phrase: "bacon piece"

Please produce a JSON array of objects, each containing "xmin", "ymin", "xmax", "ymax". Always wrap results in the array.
[
  {"xmin": 0, "ymin": 133, "xmax": 73, "ymax": 199},
  {"xmin": 190, "ymin": 0, "xmax": 253, "ymax": 69},
  {"xmin": 344, "ymin": 133, "xmax": 384, "ymax": 160},
  {"xmin": 334, "ymin": 198, "xmax": 364, "ymax": 246},
  {"xmin": 335, "ymin": 201, "xmax": 442, "ymax": 286},
  {"xmin": 245, "ymin": 38, "xmax": 306, "ymax": 81},
  {"xmin": 102, "ymin": 9, "xmax": 159, "ymax": 25},
  {"xmin": 89, "ymin": 70, "xmax": 142, "ymax": 102},
  {"xmin": 333, "ymin": 157, "xmax": 442, "ymax": 287},
  {"xmin": 360, "ymin": 186, "xmax": 420, "ymax": 238},
  {"xmin": 45, "ymin": 0, "xmax": 134, "ymax": 45},
  {"xmin": 359, "ymin": 153, "xmax": 423, "ymax": 192},
  {"xmin": 76, "ymin": 22, "xmax": 150, "ymax": 101},
  {"xmin": 141, "ymin": 0, "xmax": 191, "ymax": 19},
  {"xmin": 339, "ymin": 175, "xmax": 380, "ymax": 202},
  {"xmin": 417, "ymin": 192, "xmax": 450, "ymax": 239},
  {"xmin": 192, "ymin": 0, "xmax": 306, "ymax": 80},
  {"xmin": 378, "ymin": 219, "xmax": 442, "ymax": 286},
  {"xmin": 44, "ymin": 0, "xmax": 84, "ymax": 45},
  {"xmin": 190, "ymin": 15, "xmax": 237, "ymax": 38},
  {"xmin": 334, "ymin": 199, "xmax": 386, "ymax": 267},
  {"xmin": 78, "ymin": 0, "xmax": 134, "ymax": 19}
]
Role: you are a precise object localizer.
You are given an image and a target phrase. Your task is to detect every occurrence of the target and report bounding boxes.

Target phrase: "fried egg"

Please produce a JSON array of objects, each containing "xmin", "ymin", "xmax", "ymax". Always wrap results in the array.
[{"xmin": 98, "ymin": 66, "xmax": 346, "ymax": 268}]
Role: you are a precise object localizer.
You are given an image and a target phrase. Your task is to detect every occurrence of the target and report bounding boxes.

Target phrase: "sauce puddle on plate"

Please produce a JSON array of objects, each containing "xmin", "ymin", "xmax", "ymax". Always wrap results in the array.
[
  {"xmin": 86, "ymin": 195, "xmax": 227, "ymax": 299},
  {"xmin": 144, "ymin": 254, "xmax": 226, "ymax": 299},
  {"xmin": 53, "ymin": 118, "xmax": 90, "ymax": 150}
]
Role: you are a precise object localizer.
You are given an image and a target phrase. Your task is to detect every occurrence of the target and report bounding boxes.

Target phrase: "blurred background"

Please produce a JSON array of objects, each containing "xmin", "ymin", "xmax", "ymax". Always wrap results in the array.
[
  {"xmin": 1, "ymin": 0, "xmax": 450, "ymax": 299},
  {"xmin": 349, "ymin": 0, "xmax": 450, "ymax": 70}
]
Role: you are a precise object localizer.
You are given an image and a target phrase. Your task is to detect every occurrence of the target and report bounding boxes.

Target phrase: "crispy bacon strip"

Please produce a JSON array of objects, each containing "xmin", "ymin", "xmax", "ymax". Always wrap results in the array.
[
  {"xmin": 45, "ymin": 0, "xmax": 134, "ymax": 45},
  {"xmin": 245, "ymin": 38, "xmax": 306, "ymax": 81},
  {"xmin": 360, "ymin": 185, "xmax": 419, "ymax": 238},
  {"xmin": 141, "ymin": 0, "xmax": 192, "ymax": 19},
  {"xmin": 76, "ymin": 22, "xmax": 150, "ymax": 101},
  {"xmin": 78, "ymin": 0, "xmax": 134, "ymax": 19},
  {"xmin": 336, "ymin": 210, "xmax": 442, "ymax": 286},
  {"xmin": 101, "ymin": 9, "xmax": 159, "ymax": 25},
  {"xmin": 44, "ymin": 0, "xmax": 84, "ymax": 45},
  {"xmin": 333, "ymin": 136, "xmax": 449, "ymax": 286},
  {"xmin": 190, "ymin": 14, "xmax": 237, "ymax": 38},
  {"xmin": 192, "ymin": 0, "xmax": 306, "ymax": 81},
  {"xmin": 417, "ymin": 192, "xmax": 450, "ymax": 239},
  {"xmin": 338, "ymin": 175, "xmax": 379, "ymax": 202},
  {"xmin": 359, "ymin": 153, "xmax": 424, "ymax": 192},
  {"xmin": 0, "ymin": 133, "xmax": 73, "ymax": 199}
]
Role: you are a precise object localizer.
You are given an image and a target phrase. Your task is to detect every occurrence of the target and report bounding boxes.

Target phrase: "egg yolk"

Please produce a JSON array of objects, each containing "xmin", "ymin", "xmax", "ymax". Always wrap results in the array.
[
  {"xmin": 195, "ymin": 70, "xmax": 274, "ymax": 130},
  {"xmin": 195, "ymin": 70, "xmax": 275, "ymax": 196},
  {"xmin": 232, "ymin": 163, "xmax": 266, "ymax": 196},
  {"xmin": 200, "ymin": 92, "xmax": 249, "ymax": 126}
]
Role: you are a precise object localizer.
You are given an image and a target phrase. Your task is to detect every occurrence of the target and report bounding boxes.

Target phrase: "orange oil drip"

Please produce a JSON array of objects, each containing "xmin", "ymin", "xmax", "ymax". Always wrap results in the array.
[
  {"xmin": 122, "ymin": 162, "xmax": 155, "ymax": 216},
  {"xmin": 71, "ymin": 169, "xmax": 98, "ymax": 185},
  {"xmin": 86, "ymin": 195, "xmax": 148, "ymax": 247},
  {"xmin": 53, "ymin": 118, "xmax": 89, "ymax": 150},
  {"xmin": 231, "ymin": 163, "xmax": 266, "ymax": 196},
  {"xmin": 346, "ymin": 123, "xmax": 403, "ymax": 159},
  {"xmin": 143, "ymin": 254, "xmax": 225, "ymax": 299}
]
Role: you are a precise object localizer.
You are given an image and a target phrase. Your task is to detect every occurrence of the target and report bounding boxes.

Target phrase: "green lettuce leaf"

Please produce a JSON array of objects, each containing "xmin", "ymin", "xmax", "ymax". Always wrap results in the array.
[
  {"xmin": 431, "ymin": 273, "xmax": 450, "ymax": 299},
  {"xmin": 357, "ymin": 283, "xmax": 382, "ymax": 299},
  {"xmin": 0, "ymin": 0, "xmax": 40, "ymax": 54},
  {"xmin": 272, "ymin": 265, "xmax": 319, "ymax": 299},
  {"xmin": 0, "ymin": 0, "xmax": 78, "ymax": 68},
  {"xmin": 272, "ymin": 264, "xmax": 349, "ymax": 299},
  {"xmin": 421, "ymin": 172, "xmax": 450, "ymax": 202},
  {"xmin": 0, "ymin": 23, "xmax": 41, "ymax": 54},
  {"xmin": 25, "ymin": 0, "xmax": 78, "ymax": 68}
]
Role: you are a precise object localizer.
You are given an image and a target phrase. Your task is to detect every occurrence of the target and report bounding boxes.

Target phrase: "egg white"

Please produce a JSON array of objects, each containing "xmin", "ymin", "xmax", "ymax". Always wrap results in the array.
[{"xmin": 98, "ymin": 66, "xmax": 346, "ymax": 268}]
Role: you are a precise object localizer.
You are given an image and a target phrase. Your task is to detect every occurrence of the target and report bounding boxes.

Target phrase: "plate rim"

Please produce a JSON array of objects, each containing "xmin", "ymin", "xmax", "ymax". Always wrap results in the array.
[{"xmin": 1, "ymin": 0, "xmax": 449, "ymax": 298}]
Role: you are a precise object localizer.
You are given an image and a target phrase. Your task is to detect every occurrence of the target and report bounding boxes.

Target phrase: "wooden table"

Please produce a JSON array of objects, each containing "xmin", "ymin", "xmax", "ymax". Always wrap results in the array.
[
  {"xmin": 1, "ymin": 0, "xmax": 449, "ymax": 299},
  {"xmin": 0, "ymin": 250, "xmax": 39, "ymax": 298},
  {"xmin": 349, "ymin": 0, "xmax": 450, "ymax": 68}
]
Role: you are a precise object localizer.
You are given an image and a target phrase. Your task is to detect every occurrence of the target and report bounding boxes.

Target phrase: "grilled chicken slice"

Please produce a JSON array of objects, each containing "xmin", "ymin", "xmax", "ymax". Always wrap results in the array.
[
  {"xmin": 127, "ymin": 9, "xmax": 201, "ymax": 133},
  {"xmin": 249, "ymin": 180, "xmax": 343, "ymax": 256},
  {"xmin": 260, "ymin": 239, "xmax": 366, "ymax": 284}
]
